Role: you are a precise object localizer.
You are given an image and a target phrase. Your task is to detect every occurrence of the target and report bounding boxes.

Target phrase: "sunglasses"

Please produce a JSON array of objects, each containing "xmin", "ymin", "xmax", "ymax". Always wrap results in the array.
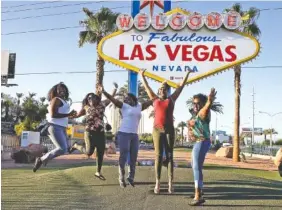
[
  {"xmin": 88, "ymin": 96, "xmax": 97, "ymax": 100},
  {"xmin": 193, "ymin": 102, "xmax": 201, "ymax": 106}
]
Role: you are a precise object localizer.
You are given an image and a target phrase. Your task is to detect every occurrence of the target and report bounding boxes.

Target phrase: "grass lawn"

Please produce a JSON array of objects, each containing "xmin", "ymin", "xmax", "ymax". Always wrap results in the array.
[{"xmin": 2, "ymin": 164, "xmax": 282, "ymax": 210}]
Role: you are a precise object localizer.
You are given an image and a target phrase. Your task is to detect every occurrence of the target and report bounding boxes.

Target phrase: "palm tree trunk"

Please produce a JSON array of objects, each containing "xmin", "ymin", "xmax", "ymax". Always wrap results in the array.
[
  {"xmin": 181, "ymin": 128, "xmax": 184, "ymax": 146},
  {"xmin": 233, "ymin": 65, "xmax": 241, "ymax": 162},
  {"xmin": 5, "ymin": 104, "xmax": 9, "ymax": 121},
  {"xmin": 96, "ymin": 36, "xmax": 105, "ymax": 97}
]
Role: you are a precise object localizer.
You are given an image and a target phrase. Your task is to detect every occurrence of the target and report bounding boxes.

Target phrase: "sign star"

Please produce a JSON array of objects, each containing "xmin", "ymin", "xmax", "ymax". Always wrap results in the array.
[{"xmin": 140, "ymin": 0, "xmax": 164, "ymax": 17}]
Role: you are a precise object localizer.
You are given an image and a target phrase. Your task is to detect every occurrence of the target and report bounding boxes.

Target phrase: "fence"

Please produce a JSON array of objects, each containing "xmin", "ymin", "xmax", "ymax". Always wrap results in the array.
[
  {"xmin": 40, "ymin": 136, "xmax": 73, "ymax": 151},
  {"xmin": 241, "ymin": 145, "xmax": 280, "ymax": 157},
  {"xmin": 1, "ymin": 134, "xmax": 20, "ymax": 152}
]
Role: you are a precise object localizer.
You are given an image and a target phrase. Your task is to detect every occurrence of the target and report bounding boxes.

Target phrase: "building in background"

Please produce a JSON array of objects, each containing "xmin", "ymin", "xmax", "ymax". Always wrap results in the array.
[{"xmin": 211, "ymin": 130, "xmax": 230, "ymax": 144}]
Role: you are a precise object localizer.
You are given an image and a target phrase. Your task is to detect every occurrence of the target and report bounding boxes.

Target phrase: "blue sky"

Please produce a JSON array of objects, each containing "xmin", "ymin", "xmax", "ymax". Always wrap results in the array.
[{"xmin": 2, "ymin": 1, "xmax": 282, "ymax": 141}]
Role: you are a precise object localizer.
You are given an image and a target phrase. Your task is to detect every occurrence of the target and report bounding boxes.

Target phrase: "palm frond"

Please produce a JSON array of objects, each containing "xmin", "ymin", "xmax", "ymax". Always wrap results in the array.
[
  {"xmin": 82, "ymin": 7, "xmax": 94, "ymax": 19},
  {"xmin": 78, "ymin": 30, "xmax": 97, "ymax": 47},
  {"xmin": 186, "ymin": 97, "xmax": 224, "ymax": 114},
  {"xmin": 247, "ymin": 7, "xmax": 260, "ymax": 20},
  {"xmin": 231, "ymin": 3, "xmax": 242, "ymax": 13},
  {"xmin": 243, "ymin": 22, "xmax": 261, "ymax": 37}
]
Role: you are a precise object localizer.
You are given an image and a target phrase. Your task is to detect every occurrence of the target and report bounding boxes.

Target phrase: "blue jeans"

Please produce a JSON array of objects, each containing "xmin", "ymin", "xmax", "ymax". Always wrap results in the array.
[
  {"xmin": 192, "ymin": 140, "xmax": 211, "ymax": 189},
  {"xmin": 117, "ymin": 132, "xmax": 139, "ymax": 181},
  {"xmin": 41, "ymin": 124, "xmax": 68, "ymax": 162}
]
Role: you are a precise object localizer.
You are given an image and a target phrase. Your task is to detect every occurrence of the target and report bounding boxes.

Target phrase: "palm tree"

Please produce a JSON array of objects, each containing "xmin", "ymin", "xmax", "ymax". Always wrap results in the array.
[
  {"xmin": 177, "ymin": 121, "xmax": 187, "ymax": 146},
  {"xmin": 79, "ymin": 7, "xmax": 119, "ymax": 97},
  {"xmin": 263, "ymin": 129, "xmax": 278, "ymax": 141},
  {"xmin": 15, "ymin": 93, "xmax": 23, "ymax": 123},
  {"xmin": 115, "ymin": 81, "xmax": 150, "ymax": 103},
  {"xmin": 16, "ymin": 93, "xmax": 23, "ymax": 105},
  {"xmin": 225, "ymin": 3, "xmax": 261, "ymax": 162},
  {"xmin": 28, "ymin": 92, "xmax": 36, "ymax": 99},
  {"xmin": 39, "ymin": 97, "xmax": 46, "ymax": 105},
  {"xmin": 2, "ymin": 97, "xmax": 13, "ymax": 121}
]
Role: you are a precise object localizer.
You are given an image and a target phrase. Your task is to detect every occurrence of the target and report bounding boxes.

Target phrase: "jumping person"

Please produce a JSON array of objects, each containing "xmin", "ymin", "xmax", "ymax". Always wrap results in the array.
[
  {"xmin": 140, "ymin": 69, "xmax": 193, "ymax": 194},
  {"xmin": 69, "ymin": 83, "xmax": 118, "ymax": 180},
  {"xmin": 33, "ymin": 82, "xmax": 77, "ymax": 172},
  {"xmin": 187, "ymin": 88, "xmax": 216, "ymax": 206},
  {"xmin": 99, "ymin": 84, "xmax": 152, "ymax": 188}
]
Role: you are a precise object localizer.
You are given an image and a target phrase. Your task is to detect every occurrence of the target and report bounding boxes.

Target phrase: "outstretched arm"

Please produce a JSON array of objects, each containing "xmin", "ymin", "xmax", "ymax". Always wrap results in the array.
[
  {"xmin": 170, "ymin": 71, "xmax": 192, "ymax": 102},
  {"xmin": 99, "ymin": 85, "xmax": 123, "ymax": 109},
  {"xmin": 141, "ymin": 100, "xmax": 153, "ymax": 111},
  {"xmin": 139, "ymin": 69, "xmax": 158, "ymax": 100},
  {"xmin": 71, "ymin": 108, "xmax": 86, "ymax": 119},
  {"xmin": 198, "ymin": 88, "xmax": 217, "ymax": 120},
  {"xmin": 102, "ymin": 83, "xmax": 118, "ymax": 107}
]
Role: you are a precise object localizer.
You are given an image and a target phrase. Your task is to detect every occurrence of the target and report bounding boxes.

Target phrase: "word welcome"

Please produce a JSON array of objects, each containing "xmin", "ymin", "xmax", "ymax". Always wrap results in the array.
[{"xmin": 116, "ymin": 11, "xmax": 242, "ymax": 31}]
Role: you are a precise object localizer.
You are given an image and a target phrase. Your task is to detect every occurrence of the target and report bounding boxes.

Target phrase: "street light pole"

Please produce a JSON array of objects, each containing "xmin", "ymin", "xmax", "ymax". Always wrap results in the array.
[{"xmin": 251, "ymin": 87, "xmax": 255, "ymax": 156}]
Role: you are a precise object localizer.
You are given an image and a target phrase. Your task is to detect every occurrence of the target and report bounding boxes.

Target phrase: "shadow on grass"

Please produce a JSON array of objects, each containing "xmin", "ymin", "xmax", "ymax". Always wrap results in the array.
[{"xmin": 135, "ymin": 180, "xmax": 282, "ymax": 201}]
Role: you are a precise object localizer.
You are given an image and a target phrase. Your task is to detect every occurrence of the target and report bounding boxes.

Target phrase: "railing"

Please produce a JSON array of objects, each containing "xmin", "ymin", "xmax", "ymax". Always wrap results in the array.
[{"xmin": 241, "ymin": 145, "xmax": 280, "ymax": 157}]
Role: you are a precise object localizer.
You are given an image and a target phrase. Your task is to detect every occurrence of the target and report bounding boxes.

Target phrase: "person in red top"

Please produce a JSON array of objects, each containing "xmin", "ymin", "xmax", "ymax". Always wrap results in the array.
[{"xmin": 140, "ymin": 69, "xmax": 192, "ymax": 194}]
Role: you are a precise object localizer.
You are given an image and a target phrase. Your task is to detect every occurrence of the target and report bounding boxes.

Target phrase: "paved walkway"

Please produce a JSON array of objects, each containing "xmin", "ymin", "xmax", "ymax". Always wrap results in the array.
[{"xmin": 1, "ymin": 149, "xmax": 278, "ymax": 171}]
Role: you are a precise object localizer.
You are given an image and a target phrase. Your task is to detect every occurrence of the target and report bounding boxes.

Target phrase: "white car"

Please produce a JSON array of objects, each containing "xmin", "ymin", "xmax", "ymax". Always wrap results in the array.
[{"xmin": 222, "ymin": 143, "xmax": 232, "ymax": 147}]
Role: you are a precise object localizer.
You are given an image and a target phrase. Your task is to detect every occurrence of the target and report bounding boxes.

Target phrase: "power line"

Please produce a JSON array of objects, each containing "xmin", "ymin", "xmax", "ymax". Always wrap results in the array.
[
  {"xmin": 2, "ymin": 6, "xmax": 130, "ymax": 22},
  {"xmin": 3, "ymin": 66, "xmax": 282, "ymax": 77},
  {"xmin": 2, "ymin": 1, "xmax": 105, "ymax": 14},
  {"xmin": 2, "ymin": 6, "xmax": 282, "ymax": 35},
  {"xmin": 2, "ymin": 26, "xmax": 82, "ymax": 36},
  {"xmin": 2, "ymin": 4, "xmax": 282, "ymax": 21},
  {"xmin": 1, "ymin": 1, "xmax": 62, "ymax": 9},
  {"xmin": 13, "ymin": 69, "xmax": 127, "ymax": 76}
]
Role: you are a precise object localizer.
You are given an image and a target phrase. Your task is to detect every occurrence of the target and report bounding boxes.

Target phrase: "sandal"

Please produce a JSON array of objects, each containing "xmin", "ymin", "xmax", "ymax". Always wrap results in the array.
[
  {"xmin": 190, "ymin": 190, "xmax": 204, "ymax": 198},
  {"xmin": 154, "ymin": 187, "xmax": 160, "ymax": 194},
  {"xmin": 68, "ymin": 142, "xmax": 77, "ymax": 154},
  {"xmin": 189, "ymin": 198, "xmax": 205, "ymax": 206},
  {"xmin": 119, "ymin": 180, "xmax": 127, "ymax": 188},
  {"xmin": 95, "ymin": 172, "xmax": 106, "ymax": 181}
]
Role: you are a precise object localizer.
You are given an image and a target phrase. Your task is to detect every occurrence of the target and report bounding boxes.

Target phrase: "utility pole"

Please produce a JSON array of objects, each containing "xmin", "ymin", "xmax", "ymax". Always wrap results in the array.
[
  {"xmin": 251, "ymin": 87, "xmax": 255, "ymax": 156},
  {"xmin": 214, "ymin": 113, "xmax": 218, "ymax": 144}
]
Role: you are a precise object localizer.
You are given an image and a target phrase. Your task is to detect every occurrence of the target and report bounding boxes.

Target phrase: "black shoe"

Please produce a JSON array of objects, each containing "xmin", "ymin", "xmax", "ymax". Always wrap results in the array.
[
  {"xmin": 68, "ymin": 142, "xmax": 77, "ymax": 154},
  {"xmin": 33, "ymin": 157, "xmax": 42, "ymax": 172},
  {"xmin": 119, "ymin": 180, "xmax": 126, "ymax": 188},
  {"xmin": 189, "ymin": 198, "xmax": 205, "ymax": 206},
  {"xmin": 127, "ymin": 178, "xmax": 135, "ymax": 187}
]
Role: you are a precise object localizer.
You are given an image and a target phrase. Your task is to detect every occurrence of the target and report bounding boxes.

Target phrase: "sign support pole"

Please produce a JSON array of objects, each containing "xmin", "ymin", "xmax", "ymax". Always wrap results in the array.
[
  {"xmin": 127, "ymin": 0, "xmax": 140, "ymax": 166},
  {"xmin": 128, "ymin": 0, "xmax": 140, "ymax": 97},
  {"xmin": 164, "ymin": 0, "xmax": 172, "ymax": 95}
]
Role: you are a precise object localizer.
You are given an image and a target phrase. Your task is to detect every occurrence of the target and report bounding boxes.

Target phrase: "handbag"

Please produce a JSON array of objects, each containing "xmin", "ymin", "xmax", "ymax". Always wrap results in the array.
[{"xmin": 103, "ymin": 114, "xmax": 112, "ymax": 131}]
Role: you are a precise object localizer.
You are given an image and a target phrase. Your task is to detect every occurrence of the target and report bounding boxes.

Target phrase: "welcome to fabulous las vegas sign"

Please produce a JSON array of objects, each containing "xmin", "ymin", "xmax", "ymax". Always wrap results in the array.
[{"xmin": 98, "ymin": 8, "xmax": 260, "ymax": 88}]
